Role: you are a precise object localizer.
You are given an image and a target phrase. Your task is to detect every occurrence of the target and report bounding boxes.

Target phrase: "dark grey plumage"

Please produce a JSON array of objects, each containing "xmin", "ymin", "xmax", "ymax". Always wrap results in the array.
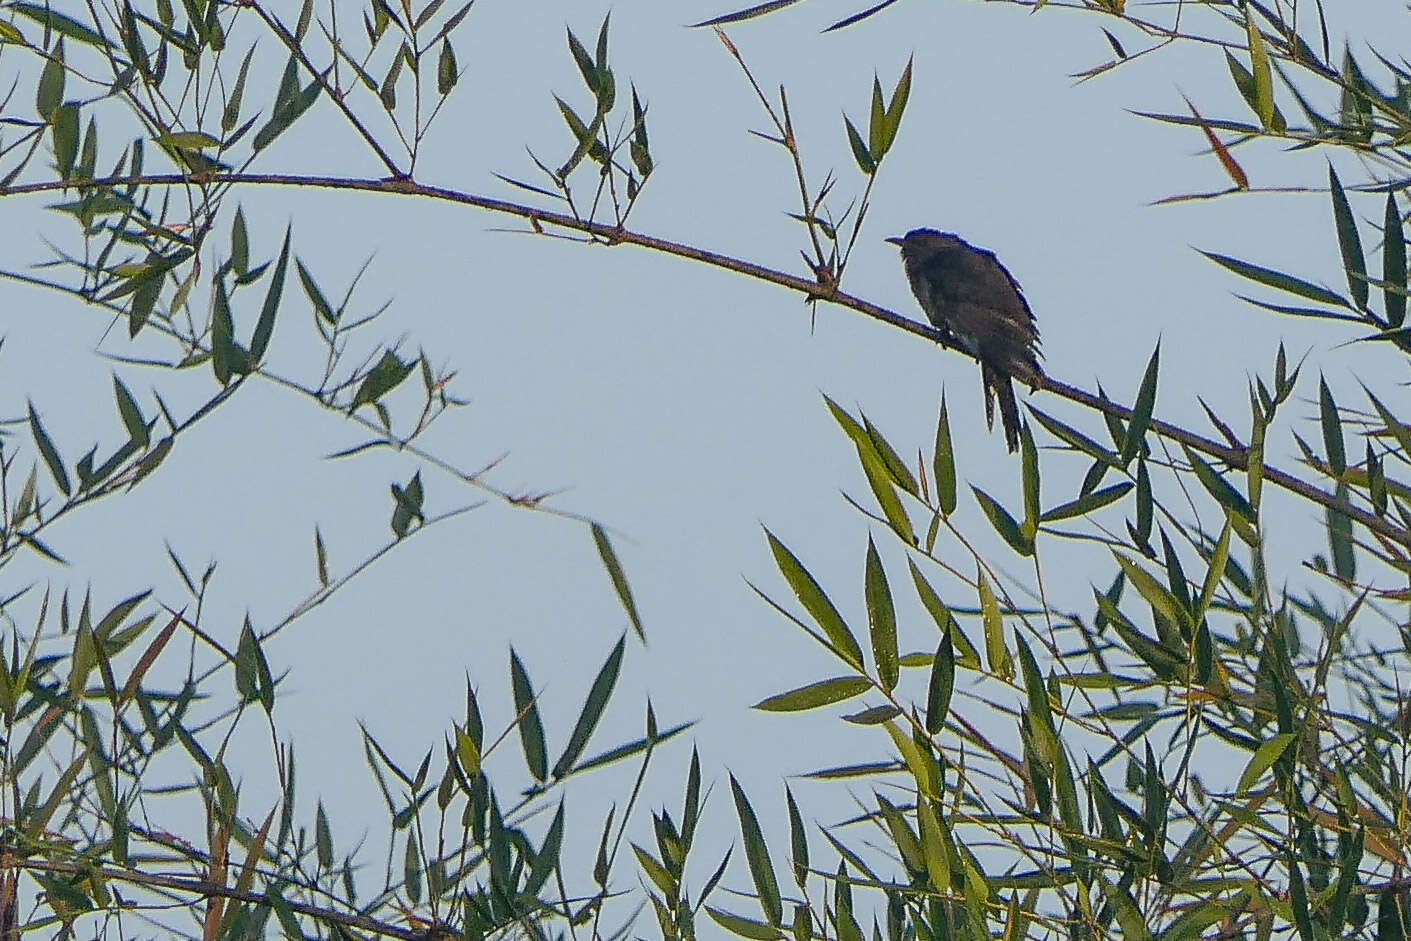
[{"xmin": 886, "ymin": 228, "xmax": 1043, "ymax": 452}]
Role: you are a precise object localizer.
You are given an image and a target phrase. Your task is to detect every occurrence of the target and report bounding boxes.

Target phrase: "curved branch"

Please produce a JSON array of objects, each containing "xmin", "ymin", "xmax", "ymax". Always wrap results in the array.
[{"xmin": 3, "ymin": 170, "xmax": 1404, "ymax": 546}]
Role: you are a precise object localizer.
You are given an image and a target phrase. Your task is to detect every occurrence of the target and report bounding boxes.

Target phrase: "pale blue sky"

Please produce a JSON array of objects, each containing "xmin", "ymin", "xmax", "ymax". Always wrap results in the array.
[{"xmin": 2, "ymin": 0, "xmax": 1404, "ymax": 929}]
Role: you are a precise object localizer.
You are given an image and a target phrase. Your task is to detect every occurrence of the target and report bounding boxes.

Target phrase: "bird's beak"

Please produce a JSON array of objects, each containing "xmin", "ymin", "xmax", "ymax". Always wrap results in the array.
[{"xmin": 885, "ymin": 236, "xmax": 905, "ymax": 246}]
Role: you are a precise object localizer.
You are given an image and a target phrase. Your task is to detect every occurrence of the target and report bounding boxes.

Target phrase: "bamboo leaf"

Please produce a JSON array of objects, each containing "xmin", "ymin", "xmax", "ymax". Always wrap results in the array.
[{"xmin": 864, "ymin": 536, "xmax": 898, "ymax": 691}]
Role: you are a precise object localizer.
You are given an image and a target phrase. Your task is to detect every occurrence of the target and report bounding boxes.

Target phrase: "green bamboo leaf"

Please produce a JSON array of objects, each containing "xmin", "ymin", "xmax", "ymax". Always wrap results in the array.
[
  {"xmin": 1236, "ymin": 732, "xmax": 1295, "ymax": 792},
  {"xmin": 1041, "ymin": 482, "xmax": 1132, "ymax": 523},
  {"xmin": 907, "ymin": 559, "xmax": 981, "ymax": 667},
  {"xmin": 705, "ymin": 906, "xmax": 784, "ymax": 940},
  {"xmin": 53, "ymin": 102, "xmax": 79, "ymax": 180},
  {"xmin": 1201, "ymin": 250, "xmax": 1351, "ymax": 308},
  {"xmin": 925, "ymin": 631, "xmax": 954, "ymax": 734},
  {"xmin": 764, "ymin": 529, "xmax": 863, "ymax": 668},
  {"xmin": 250, "ymin": 226, "xmax": 290, "ymax": 361},
  {"xmin": 28, "ymin": 402, "xmax": 70, "ymax": 496},
  {"xmin": 730, "ymin": 776, "xmax": 783, "ymax": 926},
  {"xmin": 112, "ymin": 376, "xmax": 148, "ymax": 448},
  {"xmin": 843, "ymin": 115, "xmax": 874, "ymax": 176},
  {"xmin": 437, "ymin": 38, "xmax": 457, "ymax": 95},
  {"xmin": 12, "ymin": 5, "xmax": 109, "ymax": 47},
  {"xmin": 1195, "ymin": 515, "xmax": 1232, "ymax": 625},
  {"xmin": 973, "ymin": 487, "xmax": 1032, "ymax": 556},
  {"xmin": 1122, "ymin": 344, "xmax": 1159, "ymax": 465},
  {"xmin": 222, "ymin": 45, "xmax": 257, "ymax": 133},
  {"xmin": 1015, "ymin": 633, "xmax": 1058, "ymax": 764},
  {"xmin": 857, "ymin": 442, "xmax": 915, "ymax": 545},
  {"xmin": 1245, "ymin": 12, "xmax": 1277, "ymax": 131},
  {"xmin": 754, "ymin": 676, "xmax": 871, "ymax": 712},
  {"xmin": 1384, "ymin": 191, "xmax": 1406, "ymax": 327},
  {"xmin": 881, "ymin": 56, "xmax": 912, "ymax": 155},
  {"xmin": 1029, "ymin": 407, "xmax": 1121, "ymax": 467},
  {"xmin": 867, "ymin": 75, "xmax": 886, "ymax": 160},
  {"xmin": 1184, "ymin": 448, "xmax": 1255, "ymax": 522},
  {"xmin": 864, "ymin": 536, "xmax": 899, "ymax": 691},
  {"xmin": 1328, "ymin": 480, "xmax": 1356, "ymax": 580},
  {"xmin": 592, "ymin": 524, "xmax": 644, "ymax": 642},
  {"xmin": 1020, "ymin": 420, "xmax": 1040, "ymax": 540},
  {"xmin": 351, "ymin": 350, "xmax": 414, "ymax": 411},
  {"xmin": 1289, "ymin": 856, "xmax": 1316, "ymax": 941},
  {"xmin": 862, "ymin": 415, "xmax": 919, "ymax": 497},
  {"xmin": 978, "ymin": 571, "xmax": 1012, "ymax": 680},
  {"xmin": 785, "ymin": 786, "xmax": 807, "ymax": 885},
  {"xmin": 934, "ymin": 393, "xmax": 957, "ymax": 515},
  {"xmin": 36, "ymin": 39, "xmax": 64, "ymax": 120},
  {"xmin": 510, "ymin": 650, "xmax": 548, "ymax": 782},
  {"xmin": 1319, "ymin": 375, "xmax": 1347, "ymax": 477},
  {"xmin": 1113, "ymin": 553, "xmax": 1189, "ymax": 635},
  {"xmin": 1329, "ymin": 166, "xmax": 1369, "ymax": 310},
  {"xmin": 551, "ymin": 635, "xmax": 624, "ymax": 778}
]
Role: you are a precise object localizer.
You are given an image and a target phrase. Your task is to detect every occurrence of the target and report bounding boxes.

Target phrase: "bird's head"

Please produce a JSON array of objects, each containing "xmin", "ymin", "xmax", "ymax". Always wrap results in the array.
[{"xmin": 885, "ymin": 228, "xmax": 962, "ymax": 257}]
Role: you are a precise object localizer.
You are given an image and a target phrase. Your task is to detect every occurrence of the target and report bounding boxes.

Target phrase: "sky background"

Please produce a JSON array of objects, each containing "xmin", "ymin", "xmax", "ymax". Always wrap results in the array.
[{"xmin": 2, "ymin": 0, "xmax": 1406, "ymax": 931}]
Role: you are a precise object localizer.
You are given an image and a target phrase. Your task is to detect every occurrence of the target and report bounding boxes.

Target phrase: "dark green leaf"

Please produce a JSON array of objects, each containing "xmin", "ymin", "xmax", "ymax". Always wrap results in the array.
[
  {"xmin": 1040, "ymin": 483, "xmax": 1132, "ymax": 523},
  {"xmin": 1329, "ymin": 166, "xmax": 1369, "ymax": 309},
  {"xmin": 1122, "ymin": 344, "xmax": 1159, "ymax": 465},
  {"xmin": 764, "ymin": 529, "xmax": 864, "ymax": 668},
  {"xmin": 843, "ymin": 115, "xmax": 874, "ymax": 176},
  {"xmin": 925, "ymin": 631, "xmax": 954, "ymax": 734},
  {"xmin": 1319, "ymin": 375, "xmax": 1346, "ymax": 477},
  {"xmin": 730, "ymin": 776, "xmax": 783, "ymax": 926},
  {"xmin": 592, "ymin": 523, "xmax": 644, "ymax": 642},
  {"xmin": 112, "ymin": 376, "xmax": 148, "ymax": 448},
  {"xmin": 973, "ymin": 487, "xmax": 1032, "ymax": 556},
  {"xmin": 351, "ymin": 350, "xmax": 414, "ymax": 411},
  {"xmin": 510, "ymin": 650, "xmax": 548, "ymax": 782},
  {"xmin": 864, "ymin": 536, "xmax": 898, "ymax": 691},
  {"xmin": 28, "ymin": 403, "xmax": 70, "ymax": 496},
  {"xmin": 552, "ymin": 635, "xmax": 624, "ymax": 777},
  {"xmin": 1384, "ymin": 191, "xmax": 1406, "ymax": 327},
  {"xmin": 1201, "ymin": 250, "xmax": 1351, "ymax": 308},
  {"xmin": 934, "ymin": 393, "xmax": 957, "ymax": 516},
  {"xmin": 251, "ymin": 226, "xmax": 290, "ymax": 361}
]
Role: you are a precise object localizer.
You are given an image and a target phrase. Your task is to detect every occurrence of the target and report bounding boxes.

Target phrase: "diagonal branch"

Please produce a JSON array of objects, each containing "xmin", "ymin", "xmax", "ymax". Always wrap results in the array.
[{"xmin": 3, "ymin": 169, "xmax": 1404, "ymax": 547}]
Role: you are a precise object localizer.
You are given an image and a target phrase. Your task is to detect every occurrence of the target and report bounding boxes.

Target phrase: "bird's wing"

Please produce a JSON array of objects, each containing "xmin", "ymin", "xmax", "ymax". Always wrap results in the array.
[{"xmin": 920, "ymin": 245, "xmax": 1039, "ymax": 337}]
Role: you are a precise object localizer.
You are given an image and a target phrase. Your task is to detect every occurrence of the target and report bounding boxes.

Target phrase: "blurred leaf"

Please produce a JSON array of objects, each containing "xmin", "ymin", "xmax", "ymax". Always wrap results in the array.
[
  {"xmin": 36, "ymin": 39, "xmax": 64, "ymax": 120},
  {"xmin": 1185, "ymin": 448, "xmax": 1255, "ymax": 523},
  {"xmin": 1329, "ymin": 166, "xmax": 1369, "ymax": 309},
  {"xmin": 754, "ymin": 676, "xmax": 870, "ymax": 712},
  {"xmin": 351, "ymin": 350, "xmax": 414, "ymax": 411},
  {"xmin": 592, "ymin": 524, "xmax": 644, "ymax": 642},
  {"xmin": 437, "ymin": 38, "xmax": 457, "ymax": 95},
  {"xmin": 880, "ymin": 56, "xmax": 912, "ymax": 155},
  {"xmin": 1237, "ymin": 733, "xmax": 1296, "ymax": 792}
]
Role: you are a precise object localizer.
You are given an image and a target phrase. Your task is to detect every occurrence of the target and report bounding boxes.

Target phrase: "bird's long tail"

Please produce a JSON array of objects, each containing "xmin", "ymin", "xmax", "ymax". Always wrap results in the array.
[{"xmin": 981, "ymin": 361, "xmax": 1022, "ymax": 453}]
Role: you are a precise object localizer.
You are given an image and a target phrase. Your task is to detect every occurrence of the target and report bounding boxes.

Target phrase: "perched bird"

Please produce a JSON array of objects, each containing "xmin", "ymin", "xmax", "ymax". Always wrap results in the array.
[{"xmin": 886, "ymin": 229, "xmax": 1044, "ymax": 452}]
